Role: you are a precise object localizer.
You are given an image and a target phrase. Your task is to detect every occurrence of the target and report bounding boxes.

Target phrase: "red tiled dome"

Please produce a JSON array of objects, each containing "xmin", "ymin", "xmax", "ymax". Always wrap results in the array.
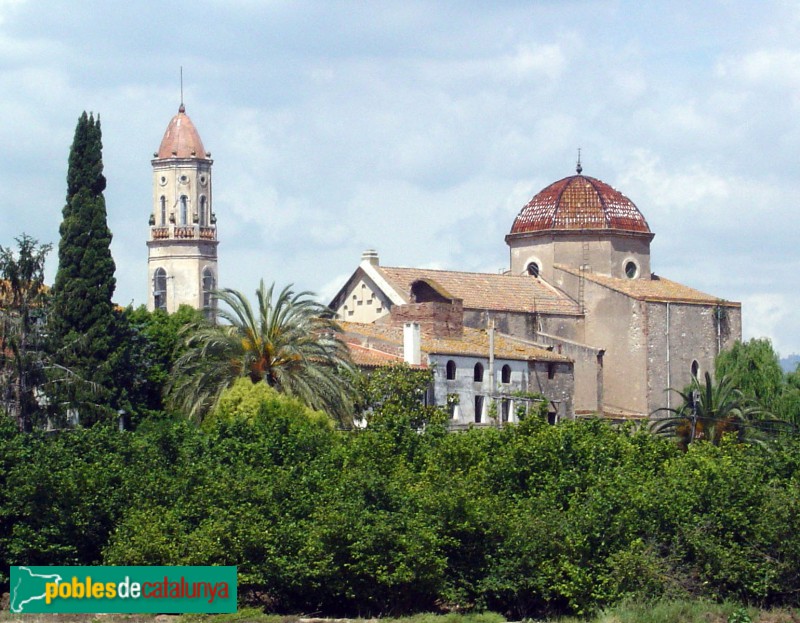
[
  {"xmin": 156, "ymin": 104, "xmax": 208, "ymax": 160},
  {"xmin": 510, "ymin": 174, "xmax": 650, "ymax": 234}
]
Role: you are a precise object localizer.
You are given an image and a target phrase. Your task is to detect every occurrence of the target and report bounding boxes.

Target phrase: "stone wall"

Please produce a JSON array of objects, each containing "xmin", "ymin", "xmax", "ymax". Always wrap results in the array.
[
  {"xmin": 528, "ymin": 360, "xmax": 575, "ymax": 420},
  {"xmin": 431, "ymin": 353, "xmax": 575, "ymax": 423},
  {"xmin": 390, "ymin": 301, "xmax": 464, "ymax": 337},
  {"xmin": 507, "ymin": 231, "xmax": 652, "ymax": 282},
  {"xmin": 534, "ymin": 333, "xmax": 601, "ymax": 415},
  {"xmin": 646, "ymin": 301, "xmax": 742, "ymax": 415},
  {"xmin": 462, "ymin": 309, "xmax": 584, "ymax": 343}
]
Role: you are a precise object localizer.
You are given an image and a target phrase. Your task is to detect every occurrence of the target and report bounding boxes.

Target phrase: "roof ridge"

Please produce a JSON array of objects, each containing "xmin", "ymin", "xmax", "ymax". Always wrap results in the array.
[
  {"xmin": 584, "ymin": 176, "xmax": 611, "ymax": 228},
  {"xmin": 383, "ymin": 265, "xmax": 549, "ymax": 280}
]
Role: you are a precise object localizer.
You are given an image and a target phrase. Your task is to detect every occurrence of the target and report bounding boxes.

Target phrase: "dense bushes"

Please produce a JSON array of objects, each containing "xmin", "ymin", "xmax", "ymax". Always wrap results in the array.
[{"xmin": 3, "ymin": 403, "xmax": 800, "ymax": 618}]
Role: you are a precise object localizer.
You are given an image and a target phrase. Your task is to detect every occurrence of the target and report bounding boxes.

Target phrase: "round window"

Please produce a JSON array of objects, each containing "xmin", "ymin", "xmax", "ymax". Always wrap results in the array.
[
  {"xmin": 527, "ymin": 261, "xmax": 540, "ymax": 278},
  {"xmin": 180, "ymin": 175, "xmax": 188, "ymax": 184},
  {"xmin": 199, "ymin": 174, "xmax": 207, "ymax": 186},
  {"xmin": 159, "ymin": 175, "xmax": 167, "ymax": 186},
  {"xmin": 624, "ymin": 261, "xmax": 638, "ymax": 279}
]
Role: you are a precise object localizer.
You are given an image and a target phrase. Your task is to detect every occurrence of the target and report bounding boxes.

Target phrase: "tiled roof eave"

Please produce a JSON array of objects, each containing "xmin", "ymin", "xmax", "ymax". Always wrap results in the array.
[
  {"xmin": 642, "ymin": 297, "xmax": 741, "ymax": 307},
  {"xmin": 341, "ymin": 322, "xmax": 571, "ymax": 363},
  {"xmin": 553, "ymin": 264, "xmax": 739, "ymax": 306},
  {"xmin": 151, "ymin": 155, "xmax": 211, "ymax": 164},
  {"xmin": 426, "ymin": 346, "xmax": 570, "ymax": 362},
  {"xmin": 506, "ymin": 228, "xmax": 655, "ymax": 240},
  {"xmin": 460, "ymin": 304, "xmax": 584, "ymax": 317}
]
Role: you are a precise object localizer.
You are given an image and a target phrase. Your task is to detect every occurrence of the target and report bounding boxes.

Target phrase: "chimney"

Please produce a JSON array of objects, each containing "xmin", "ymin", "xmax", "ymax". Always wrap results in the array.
[
  {"xmin": 403, "ymin": 322, "xmax": 421, "ymax": 365},
  {"xmin": 361, "ymin": 249, "xmax": 380, "ymax": 266}
]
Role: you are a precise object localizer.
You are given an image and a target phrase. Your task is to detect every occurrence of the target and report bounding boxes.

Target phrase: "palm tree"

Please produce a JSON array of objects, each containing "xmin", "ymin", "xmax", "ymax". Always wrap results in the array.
[
  {"xmin": 651, "ymin": 372, "xmax": 785, "ymax": 449},
  {"xmin": 167, "ymin": 280, "xmax": 357, "ymax": 426}
]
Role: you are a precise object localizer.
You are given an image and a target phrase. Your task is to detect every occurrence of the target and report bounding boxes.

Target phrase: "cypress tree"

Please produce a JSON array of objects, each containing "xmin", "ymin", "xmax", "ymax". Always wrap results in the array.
[{"xmin": 51, "ymin": 112, "xmax": 118, "ymax": 424}]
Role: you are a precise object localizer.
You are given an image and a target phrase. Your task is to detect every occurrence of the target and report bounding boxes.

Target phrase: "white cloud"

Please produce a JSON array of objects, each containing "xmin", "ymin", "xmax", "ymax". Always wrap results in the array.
[
  {"xmin": 0, "ymin": 0, "xmax": 24, "ymax": 25},
  {"xmin": 506, "ymin": 43, "xmax": 567, "ymax": 81},
  {"xmin": 0, "ymin": 0, "xmax": 799, "ymax": 355},
  {"xmin": 740, "ymin": 293, "xmax": 796, "ymax": 356},
  {"xmin": 717, "ymin": 48, "xmax": 800, "ymax": 87}
]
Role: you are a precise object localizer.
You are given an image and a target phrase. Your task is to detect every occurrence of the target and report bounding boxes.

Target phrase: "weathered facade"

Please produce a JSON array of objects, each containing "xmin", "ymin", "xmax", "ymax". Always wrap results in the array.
[
  {"xmin": 332, "ymin": 165, "xmax": 741, "ymax": 419},
  {"xmin": 342, "ymin": 312, "xmax": 575, "ymax": 425},
  {"xmin": 147, "ymin": 104, "xmax": 218, "ymax": 316}
]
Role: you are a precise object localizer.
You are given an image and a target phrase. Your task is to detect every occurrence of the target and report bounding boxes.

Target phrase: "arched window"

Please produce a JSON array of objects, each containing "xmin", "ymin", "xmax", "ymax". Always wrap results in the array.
[
  {"xmin": 474, "ymin": 362, "xmax": 484, "ymax": 382},
  {"xmin": 180, "ymin": 195, "xmax": 188, "ymax": 225},
  {"xmin": 446, "ymin": 360, "xmax": 456, "ymax": 380},
  {"xmin": 527, "ymin": 261, "xmax": 540, "ymax": 277},
  {"xmin": 160, "ymin": 196, "xmax": 166, "ymax": 225},
  {"xmin": 501, "ymin": 364, "xmax": 511, "ymax": 384},
  {"xmin": 202, "ymin": 267, "xmax": 216, "ymax": 319},
  {"xmin": 153, "ymin": 268, "xmax": 167, "ymax": 311},
  {"xmin": 199, "ymin": 195, "xmax": 208, "ymax": 226}
]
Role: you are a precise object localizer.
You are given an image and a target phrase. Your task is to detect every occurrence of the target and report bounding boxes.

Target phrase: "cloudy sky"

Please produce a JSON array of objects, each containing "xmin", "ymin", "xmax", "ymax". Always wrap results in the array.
[{"xmin": 0, "ymin": 0, "xmax": 798, "ymax": 356}]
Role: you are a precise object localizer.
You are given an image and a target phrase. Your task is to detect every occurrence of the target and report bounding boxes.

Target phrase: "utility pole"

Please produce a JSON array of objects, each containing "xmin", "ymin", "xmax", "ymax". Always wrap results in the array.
[
  {"xmin": 488, "ymin": 315, "xmax": 497, "ymax": 426},
  {"xmin": 689, "ymin": 389, "xmax": 700, "ymax": 443}
]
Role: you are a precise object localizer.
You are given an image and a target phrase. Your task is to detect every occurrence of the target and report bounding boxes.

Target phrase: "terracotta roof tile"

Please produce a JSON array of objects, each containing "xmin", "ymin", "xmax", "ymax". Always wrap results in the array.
[
  {"xmin": 377, "ymin": 266, "xmax": 581, "ymax": 316},
  {"xmin": 346, "ymin": 342, "xmax": 409, "ymax": 368},
  {"xmin": 341, "ymin": 322, "xmax": 571, "ymax": 363},
  {"xmin": 510, "ymin": 175, "xmax": 651, "ymax": 234},
  {"xmin": 156, "ymin": 105, "xmax": 208, "ymax": 160},
  {"xmin": 555, "ymin": 265, "xmax": 740, "ymax": 306}
]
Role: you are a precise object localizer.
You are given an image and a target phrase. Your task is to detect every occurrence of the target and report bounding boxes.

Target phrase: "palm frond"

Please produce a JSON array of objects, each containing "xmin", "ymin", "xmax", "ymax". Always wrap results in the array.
[
  {"xmin": 651, "ymin": 371, "xmax": 781, "ymax": 448},
  {"xmin": 166, "ymin": 281, "xmax": 356, "ymax": 425}
]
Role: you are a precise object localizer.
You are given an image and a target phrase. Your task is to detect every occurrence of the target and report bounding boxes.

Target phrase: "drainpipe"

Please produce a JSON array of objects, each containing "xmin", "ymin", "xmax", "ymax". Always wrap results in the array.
[
  {"xmin": 488, "ymin": 316, "xmax": 496, "ymax": 425},
  {"xmin": 488, "ymin": 318, "xmax": 496, "ymax": 392},
  {"xmin": 666, "ymin": 302, "xmax": 671, "ymax": 410}
]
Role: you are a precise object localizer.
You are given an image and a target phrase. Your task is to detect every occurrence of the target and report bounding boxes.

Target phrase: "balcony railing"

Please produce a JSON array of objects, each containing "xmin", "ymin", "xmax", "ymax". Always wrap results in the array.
[{"xmin": 150, "ymin": 225, "xmax": 217, "ymax": 241}]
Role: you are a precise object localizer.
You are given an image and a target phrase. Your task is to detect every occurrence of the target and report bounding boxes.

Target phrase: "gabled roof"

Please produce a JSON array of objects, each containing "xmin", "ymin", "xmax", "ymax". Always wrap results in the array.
[
  {"xmin": 329, "ymin": 263, "xmax": 406, "ymax": 312},
  {"xmin": 554, "ymin": 264, "xmax": 740, "ymax": 306},
  {"xmin": 341, "ymin": 321, "xmax": 571, "ymax": 363},
  {"xmin": 375, "ymin": 266, "xmax": 582, "ymax": 316}
]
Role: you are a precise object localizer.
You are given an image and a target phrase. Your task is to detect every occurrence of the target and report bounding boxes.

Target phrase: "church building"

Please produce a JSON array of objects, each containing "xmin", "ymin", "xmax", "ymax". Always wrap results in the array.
[
  {"xmin": 147, "ymin": 104, "xmax": 218, "ymax": 317},
  {"xmin": 140, "ymin": 102, "xmax": 740, "ymax": 421},
  {"xmin": 331, "ymin": 163, "xmax": 742, "ymax": 421}
]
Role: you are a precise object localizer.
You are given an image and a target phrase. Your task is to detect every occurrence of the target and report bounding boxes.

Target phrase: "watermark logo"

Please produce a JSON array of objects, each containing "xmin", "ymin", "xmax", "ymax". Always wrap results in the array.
[{"xmin": 10, "ymin": 566, "xmax": 237, "ymax": 614}]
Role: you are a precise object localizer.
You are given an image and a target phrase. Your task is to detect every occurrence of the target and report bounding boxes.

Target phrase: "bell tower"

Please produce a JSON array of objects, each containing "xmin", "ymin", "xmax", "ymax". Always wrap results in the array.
[{"xmin": 147, "ymin": 103, "xmax": 218, "ymax": 316}]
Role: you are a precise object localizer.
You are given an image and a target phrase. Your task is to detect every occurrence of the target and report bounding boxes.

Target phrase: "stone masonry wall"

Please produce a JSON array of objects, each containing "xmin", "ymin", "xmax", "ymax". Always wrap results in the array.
[
  {"xmin": 390, "ymin": 301, "xmax": 464, "ymax": 337},
  {"xmin": 646, "ymin": 301, "xmax": 742, "ymax": 415}
]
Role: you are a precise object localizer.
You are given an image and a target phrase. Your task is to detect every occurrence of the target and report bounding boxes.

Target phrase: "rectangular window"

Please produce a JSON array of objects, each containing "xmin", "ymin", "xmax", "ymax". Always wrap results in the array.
[
  {"xmin": 501, "ymin": 399, "xmax": 510, "ymax": 423},
  {"xmin": 474, "ymin": 395, "xmax": 484, "ymax": 423}
]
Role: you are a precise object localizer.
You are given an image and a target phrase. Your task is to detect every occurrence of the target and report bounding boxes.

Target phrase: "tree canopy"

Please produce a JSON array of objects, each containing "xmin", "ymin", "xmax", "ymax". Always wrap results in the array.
[
  {"xmin": 651, "ymin": 368, "xmax": 796, "ymax": 450},
  {"xmin": 167, "ymin": 280, "xmax": 357, "ymax": 425},
  {"xmin": 716, "ymin": 338, "xmax": 800, "ymax": 426},
  {"xmin": 50, "ymin": 112, "xmax": 119, "ymax": 425},
  {"xmin": 0, "ymin": 235, "xmax": 52, "ymax": 430}
]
